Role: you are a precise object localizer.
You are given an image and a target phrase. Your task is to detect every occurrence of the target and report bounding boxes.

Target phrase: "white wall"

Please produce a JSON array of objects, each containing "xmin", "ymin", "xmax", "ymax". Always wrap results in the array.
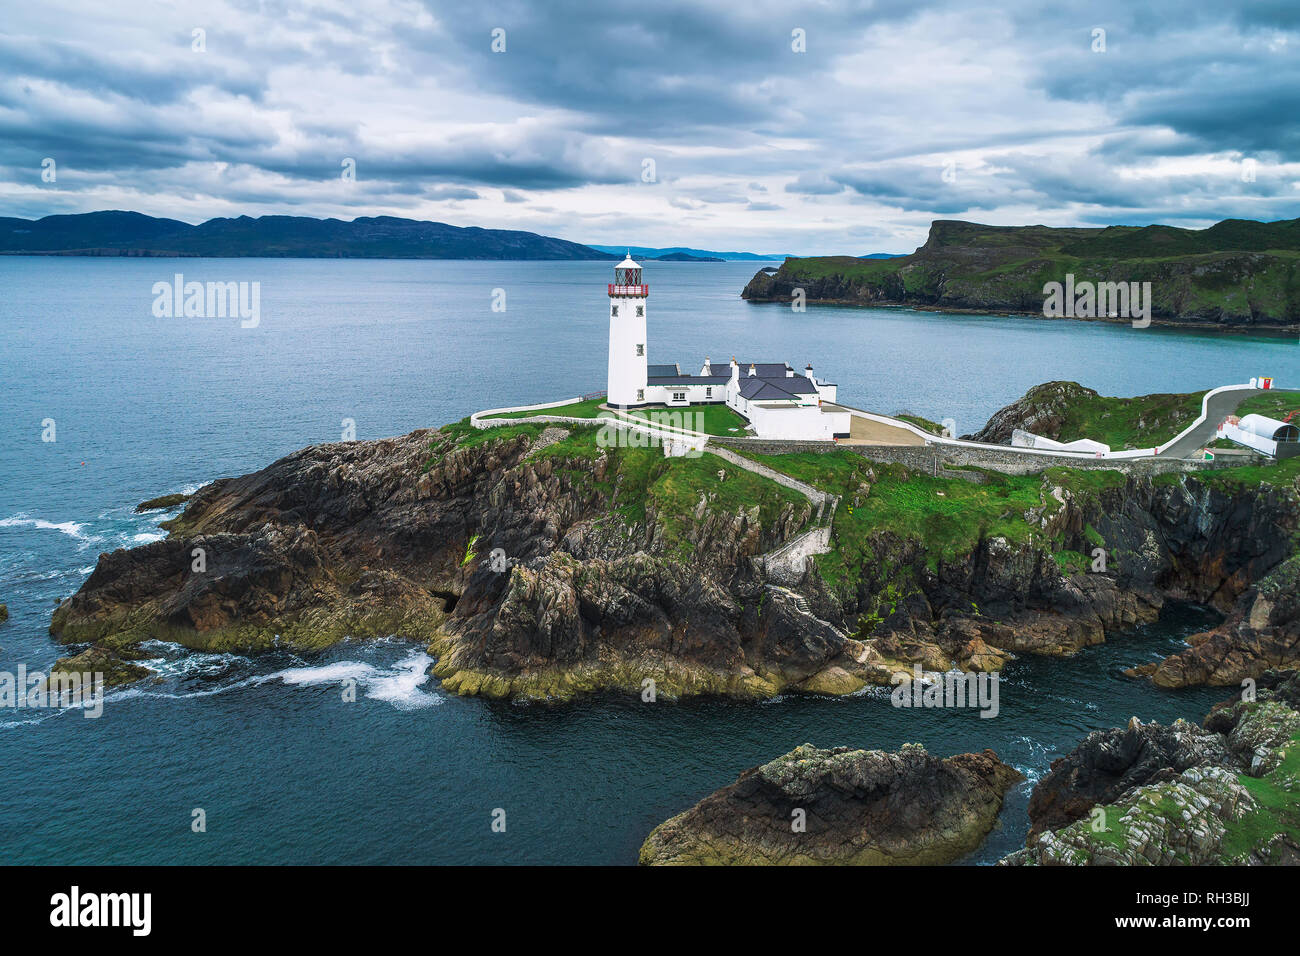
[
  {"xmin": 747, "ymin": 403, "xmax": 850, "ymax": 440},
  {"xmin": 1218, "ymin": 422, "xmax": 1277, "ymax": 456},
  {"xmin": 606, "ymin": 292, "xmax": 648, "ymax": 406}
]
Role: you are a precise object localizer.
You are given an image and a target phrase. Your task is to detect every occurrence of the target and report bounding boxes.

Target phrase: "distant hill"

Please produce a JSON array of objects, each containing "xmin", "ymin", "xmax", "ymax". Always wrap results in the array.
[
  {"xmin": 859, "ymin": 253, "xmax": 905, "ymax": 259},
  {"xmin": 647, "ymin": 251, "xmax": 725, "ymax": 262},
  {"xmin": 742, "ymin": 216, "xmax": 1300, "ymax": 331},
  {"xmin": 0, "ymin": 211, "xmax": 619, "ymax": 260},
  {"xmin": 591, "ymin": 244, "xmax": 788, "ymax": 261}
]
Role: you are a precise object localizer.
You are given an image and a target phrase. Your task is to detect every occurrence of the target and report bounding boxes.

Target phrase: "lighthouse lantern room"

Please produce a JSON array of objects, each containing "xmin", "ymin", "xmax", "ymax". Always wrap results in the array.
[{"xmin": 606, "ymin": 254, "xmax": 649, "ymax": 407}]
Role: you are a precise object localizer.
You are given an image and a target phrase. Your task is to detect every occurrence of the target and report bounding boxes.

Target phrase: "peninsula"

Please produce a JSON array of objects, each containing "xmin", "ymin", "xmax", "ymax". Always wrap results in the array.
[{"xmin": 742, "ymin": 216, "xmax": 1300, "ymax": 331}]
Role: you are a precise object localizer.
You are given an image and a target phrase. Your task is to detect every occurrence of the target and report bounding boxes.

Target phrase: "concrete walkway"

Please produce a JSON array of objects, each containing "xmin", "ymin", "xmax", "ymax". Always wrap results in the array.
[{"xmin": 842, "ymin": 411, "xmax": 927, "ymax": 446}]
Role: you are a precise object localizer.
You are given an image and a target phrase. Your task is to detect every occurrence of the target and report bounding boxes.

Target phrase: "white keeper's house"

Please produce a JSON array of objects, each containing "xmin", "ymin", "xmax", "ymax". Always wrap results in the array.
[{"xmin": 605, "ymin": 255, "xmax": 852, "ymax": 440}]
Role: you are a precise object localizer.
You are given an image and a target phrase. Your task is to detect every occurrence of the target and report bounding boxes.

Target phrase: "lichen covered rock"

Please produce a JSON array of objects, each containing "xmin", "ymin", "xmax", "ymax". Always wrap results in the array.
[{"xmin": 639, "ymin": 743, "xmax": 1022, "ymax": 865}]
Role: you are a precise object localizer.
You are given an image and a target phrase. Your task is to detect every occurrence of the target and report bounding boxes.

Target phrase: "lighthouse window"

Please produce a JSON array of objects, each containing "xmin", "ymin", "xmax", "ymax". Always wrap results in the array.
[
  {"xmin": 635, "ymin": 343, "xmax": 644, "ymax": 356},
  {"xmin": 611, "ymin": 306, "xmax": 619, "ymax": 317},
  {"xmin": 636, "ymin": 389, "xmax": 644, "ymax": 402},
  {"xmin": 636, "ymin": 306, "xmax": 644, "ymax": 317}
]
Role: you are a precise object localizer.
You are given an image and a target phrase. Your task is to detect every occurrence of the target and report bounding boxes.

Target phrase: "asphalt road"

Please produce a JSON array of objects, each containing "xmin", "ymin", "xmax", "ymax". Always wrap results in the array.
[{"xmin": 1161, "ymin": 387, "xmax": 1297, "ymax": 458}]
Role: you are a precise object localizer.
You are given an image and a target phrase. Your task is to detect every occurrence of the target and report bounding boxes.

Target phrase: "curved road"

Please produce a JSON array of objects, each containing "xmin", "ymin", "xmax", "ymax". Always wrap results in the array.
[{"xmin": 1161, "ymin": 387, "xmax": 1298, "ymax": 459}]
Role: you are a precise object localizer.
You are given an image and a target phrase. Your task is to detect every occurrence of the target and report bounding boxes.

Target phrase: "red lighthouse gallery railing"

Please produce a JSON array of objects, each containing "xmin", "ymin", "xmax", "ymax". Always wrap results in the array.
[{"xmin": 608, "ymin": 284, "xmax": 649, "ymax": 296}]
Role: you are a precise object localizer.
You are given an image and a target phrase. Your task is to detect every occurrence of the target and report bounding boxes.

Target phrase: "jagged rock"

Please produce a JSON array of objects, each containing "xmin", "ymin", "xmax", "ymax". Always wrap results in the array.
[
  {"xmin": 1004, "ymin": 765, "xmax": 1260, "ymax": 866},
  {"xmin": 639, "ymin": 743, "xmax": 1022, "ymax": 865},
  {"xmin": 1003, "ymin": 670, "xmax": 1300, "ymax": 865},
  {"xmin": 1025, "ymin": 717, "xmax": 1228, "ymax": 843}
]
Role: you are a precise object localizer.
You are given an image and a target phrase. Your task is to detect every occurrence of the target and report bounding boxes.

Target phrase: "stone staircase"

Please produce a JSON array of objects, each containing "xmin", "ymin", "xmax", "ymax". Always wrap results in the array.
[{"xmin": 765, "ymin": 584, "xmax": 849, "ymax": 640}]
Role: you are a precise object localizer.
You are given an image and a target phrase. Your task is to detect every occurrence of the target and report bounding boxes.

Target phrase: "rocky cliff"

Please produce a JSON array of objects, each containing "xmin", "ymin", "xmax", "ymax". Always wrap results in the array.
[
  {"xmin": 742, "ymin": 218, "xmax": 1300, "ymax": 331},
  {"xmin": 47, "ymin": 405, "xmax": 1300, "ymax": 699},
  {"xmin": 638, "ymin": 743, "xmax": 1022, "ymax": 865}
]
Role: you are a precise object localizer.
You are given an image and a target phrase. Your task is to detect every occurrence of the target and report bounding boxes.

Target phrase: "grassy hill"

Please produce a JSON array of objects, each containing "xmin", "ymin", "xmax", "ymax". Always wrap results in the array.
[{"xmin": 742, "ymin": 217, "xmax": 1300, "ymax": 330}]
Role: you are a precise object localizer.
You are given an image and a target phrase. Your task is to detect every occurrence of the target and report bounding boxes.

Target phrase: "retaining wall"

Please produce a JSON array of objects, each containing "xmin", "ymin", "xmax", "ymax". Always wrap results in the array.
[{"xmin": 709, "ymin": 437, "xmax": 1266, "ymax": 476}]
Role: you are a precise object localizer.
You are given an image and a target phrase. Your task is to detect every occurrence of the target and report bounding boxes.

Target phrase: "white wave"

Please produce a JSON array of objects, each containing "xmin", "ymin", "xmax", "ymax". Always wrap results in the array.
[
  {"xmin": 268, "ymin": 660, "xmax": 380, "ymax": 686},
  {"xmin": 364, "ymin": 652, "xmax": 441, "ymax": 710},
  {"xmin": 263, "ymin": 651, "xmax": 441, "ymax": 710},
  {"xmin": 0, "ymin": 515, "xmax": 100, "ymax": 545}
]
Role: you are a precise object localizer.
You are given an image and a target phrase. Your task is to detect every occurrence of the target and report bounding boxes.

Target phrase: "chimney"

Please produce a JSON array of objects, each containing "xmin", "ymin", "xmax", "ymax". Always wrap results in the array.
[
  {"xmin": 748, "ymin": 363, "xmax": 756, "ymax": 377},
  {"xmin": 786, "ymin": 363, "xmax": 794, "ymax": 378},
  {"xmin": 702, "ymin": 355, "xmax": 711, "ymax": 375},
  {"xmin": 805, "ymin": 363, "xmax": 814, "ymax": 381}
]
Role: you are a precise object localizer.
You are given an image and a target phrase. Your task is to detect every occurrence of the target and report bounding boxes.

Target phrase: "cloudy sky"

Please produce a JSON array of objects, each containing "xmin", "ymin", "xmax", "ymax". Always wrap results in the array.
[{"xmin": 2, "ymin": 0, "xmax": 1298, "ymax": 254}]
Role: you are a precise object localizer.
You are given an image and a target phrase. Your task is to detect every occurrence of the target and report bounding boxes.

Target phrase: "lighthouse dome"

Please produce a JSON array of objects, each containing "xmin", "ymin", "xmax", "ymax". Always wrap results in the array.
[{"xmin": 613, "ymin": 253, "xmax": 644, "ymax": 290}]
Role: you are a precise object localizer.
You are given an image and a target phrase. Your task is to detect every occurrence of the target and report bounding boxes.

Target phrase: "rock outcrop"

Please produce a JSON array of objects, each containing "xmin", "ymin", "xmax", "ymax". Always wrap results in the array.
[
  {"xmin": 135, "ymin": 493, "xmax": 191, "ymax": 512},
  {"xmin": 1002, "ymin": 670, "xmax": 1300, "ymax": 865},
  {"xmin": 962, "ymin": 381, "xmax": 1101, "ymax": 444},
  {"xmin": 1024, "ymin": 717, "xmax": 1228, "ymax": 843},
  {"xmin": 639, "ymin": 743, "xmax": 1022, "ymax": 865},
  {"xmin": 50, "ymin": 424, "xmax": 881, "ymax": 696}
]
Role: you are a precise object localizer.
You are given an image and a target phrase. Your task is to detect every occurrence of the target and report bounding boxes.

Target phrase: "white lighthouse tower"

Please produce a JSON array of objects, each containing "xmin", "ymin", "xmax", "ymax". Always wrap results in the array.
[{"xmin": 606, "ymin": 253, "xmax": 648, "ymax": 407}]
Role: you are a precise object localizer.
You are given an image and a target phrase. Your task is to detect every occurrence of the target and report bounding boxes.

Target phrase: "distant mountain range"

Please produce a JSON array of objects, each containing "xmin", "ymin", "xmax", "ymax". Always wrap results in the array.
[
  {"xmin": 0, "ymin": 210, "xmax": 913, "ymax": 261},
  {"xmin": 0, "ymin": 211, "xmax": 620, "ymax": 260},
  {"xmin": 590, "ymin": 244, "xmax": 789, "ymax": 261}
]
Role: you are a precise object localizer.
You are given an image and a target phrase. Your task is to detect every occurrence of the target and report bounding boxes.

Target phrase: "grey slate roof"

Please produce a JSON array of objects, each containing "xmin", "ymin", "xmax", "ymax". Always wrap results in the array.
[
  {"xmin": 645, "ymin": 358, "xmax": 820, "ymax": 396},
  {"xmin": 738, "ymin": 374, "xmax": 817, "ymax": 399},
  {"xmin": 648, "ymin": 375, "xmax": 730, "ymax": 386}
]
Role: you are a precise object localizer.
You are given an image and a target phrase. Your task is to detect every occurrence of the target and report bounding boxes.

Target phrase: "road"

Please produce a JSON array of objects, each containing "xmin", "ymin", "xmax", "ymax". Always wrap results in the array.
[{"xmin": 1160, "ymin": 387, "xmax": 1297, "ymax": 458}]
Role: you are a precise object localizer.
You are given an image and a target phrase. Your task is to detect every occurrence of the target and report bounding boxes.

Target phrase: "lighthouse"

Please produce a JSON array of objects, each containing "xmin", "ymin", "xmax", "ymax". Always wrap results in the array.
[{"xmin": 606, "ymin": 254, "xmax": 649, "ymax": 407}]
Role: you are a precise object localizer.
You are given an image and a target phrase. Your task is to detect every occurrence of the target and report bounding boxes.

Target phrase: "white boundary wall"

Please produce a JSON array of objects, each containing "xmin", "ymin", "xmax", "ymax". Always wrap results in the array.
[{"xmin": 470, "ymin": 382, "xmax": 1266, "ymax": 463}]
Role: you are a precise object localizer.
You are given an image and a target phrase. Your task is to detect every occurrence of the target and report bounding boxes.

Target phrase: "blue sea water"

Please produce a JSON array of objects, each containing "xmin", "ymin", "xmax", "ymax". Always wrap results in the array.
[{"xmin": 0, "ymin": 257, "xmax": 1295, "ymax": 864}]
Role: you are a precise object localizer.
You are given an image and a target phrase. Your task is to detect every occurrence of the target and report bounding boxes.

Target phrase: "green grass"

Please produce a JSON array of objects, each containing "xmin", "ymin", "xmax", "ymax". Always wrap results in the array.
[
  {"xmin": 1220, "ymin": 723, "xmax": 1300, "ymax": 862},
  {"xmin": 734, "ymin": 448, "xmax": 1059, "ymax": 588},
  {"xmin": 625, "ymin": 403, "xmax": 750, "ymax": 436},
  {"xmin": 895, "ymin": 413, "xmax": 945, "ymax": 435},
  {"xmin": 527, "ymin": 428, "xmax": 809, "ymax": 558},
  {"xmin": 1235, "ymin": 390, "xmax": 1300, "ymax": 422},
  {"xmin": 428, "ymin": 423, "xmax": 810, "ymax": 561},
  {"xmin": 1050, "ymin": 390, "xmax": 1206, "ymax": 450},
  {"xmin": 483, "ymin": 399, "xmax": 751, "ymax": 437},
  {"xmin": 483, "ymin": 398, "xmax": 607, "ymax": 420}
]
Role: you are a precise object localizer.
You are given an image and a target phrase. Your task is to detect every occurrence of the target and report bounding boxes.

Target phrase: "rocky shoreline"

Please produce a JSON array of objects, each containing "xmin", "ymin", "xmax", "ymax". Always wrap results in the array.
[
  {"xmin": 44, "ymin": 388, "xmax": 1300, "ymax": 697},
  {"xmin": 636, "ymin": 669, "xmax": 1300, "ymax": 866}
]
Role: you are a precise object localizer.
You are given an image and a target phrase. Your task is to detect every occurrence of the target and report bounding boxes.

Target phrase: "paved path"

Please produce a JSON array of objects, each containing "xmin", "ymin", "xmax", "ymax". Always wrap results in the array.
[
  {"xmin": 842, "ymin": 412, "xmax": 927, "ymax": 446},
  {"xmin": 1161, "ymin": 388, "xmax": 1295, "ymax": 458}
]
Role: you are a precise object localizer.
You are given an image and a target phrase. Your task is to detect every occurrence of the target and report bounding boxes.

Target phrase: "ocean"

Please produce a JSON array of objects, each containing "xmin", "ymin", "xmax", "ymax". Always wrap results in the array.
[{"xmin": 1, "ymin": 256, "xmax": 1294, "ymax": 864}]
